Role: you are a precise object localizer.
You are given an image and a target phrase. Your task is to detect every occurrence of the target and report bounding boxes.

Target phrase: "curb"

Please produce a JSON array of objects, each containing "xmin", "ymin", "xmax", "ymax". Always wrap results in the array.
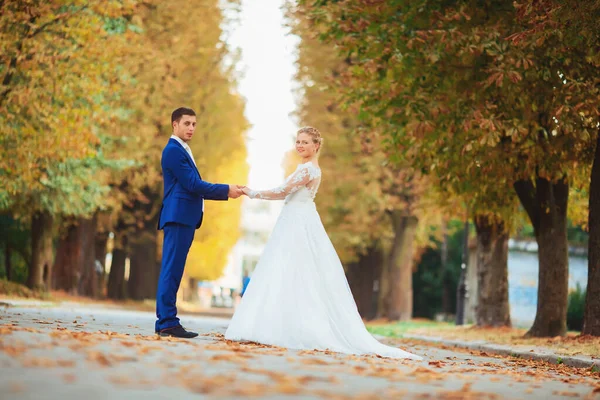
[{"xmin": 400, "ymin": 334, "xmax": 599, "ymax": 369}]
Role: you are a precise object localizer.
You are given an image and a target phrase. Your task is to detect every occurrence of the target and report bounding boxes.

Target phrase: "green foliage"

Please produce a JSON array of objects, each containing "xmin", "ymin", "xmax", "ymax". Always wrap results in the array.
[
  {"xmin": 302, "ymin": 0, "xmax": 597, "ymax": 219},
  {"xmin": 0, "ymin": 247, "xmax": 30, "ymax": 284},
  {"xmin": 413, "ymin": 220, "xmax": 465, "ymax": 319},
  {"xmin": 567, "ymin": 284, "xmax": 586, "ymax": 332},
  {"xmin": 301, "ymin": 0, "xmax": 599, "ymax": 336},
  {"xmin": 0, "ymin": 215, "xmax": 31, "ymax": 284}
]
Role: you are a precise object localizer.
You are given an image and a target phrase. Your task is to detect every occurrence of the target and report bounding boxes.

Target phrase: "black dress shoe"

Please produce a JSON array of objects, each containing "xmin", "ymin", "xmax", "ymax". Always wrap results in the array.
[{"xmin": 157, "ymin": 325, "xmax": 198, "ymax": 338}]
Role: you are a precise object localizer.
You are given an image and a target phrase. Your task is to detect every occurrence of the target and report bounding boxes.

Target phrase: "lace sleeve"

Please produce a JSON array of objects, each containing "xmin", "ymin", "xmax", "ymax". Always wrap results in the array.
[{"xmin": 247, "ymin": 164, "xmax": 316, "ymax": 200}]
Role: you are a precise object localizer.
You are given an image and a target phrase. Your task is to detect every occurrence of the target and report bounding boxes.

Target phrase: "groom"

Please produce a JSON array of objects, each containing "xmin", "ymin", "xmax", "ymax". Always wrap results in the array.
[{"xmin": 155, "ymin": 107, "xmax": 244, "ymax": 338}]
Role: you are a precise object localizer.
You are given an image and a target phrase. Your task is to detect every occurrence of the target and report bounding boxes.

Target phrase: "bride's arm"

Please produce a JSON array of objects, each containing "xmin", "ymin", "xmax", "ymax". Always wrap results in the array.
[{"xmin": 245, "ymin": 166, "xmax": 313, "ymax": 200}]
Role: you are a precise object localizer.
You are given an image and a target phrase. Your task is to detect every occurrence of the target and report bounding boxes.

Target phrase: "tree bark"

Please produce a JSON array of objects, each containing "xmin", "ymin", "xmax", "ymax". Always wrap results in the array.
[
  {"xmin": 78, "ymin": 217, "xmax": 98, "ymax": 298},
  {"xmin": 128, "ymin": 233, "xmax": 158, "ymax": 300},
  {"xmin": 440, "ymin": 223, "xmax": 452, "ymax": 315},
  {"xmin": 187, "ymin": 277, "xmax": 200, "ymax": 302},
  {"xmin": 127, "ymin": 201, "xmax": 160, "ymax": 301},
  {"xmin": 465, "ymin": 238, "xmax": 479, "ymax": 324},
  {"xmin": 386, "ymin": 212, "xmax": 418, "ymax": 321},
  {"xmin": 53, "ymin": 221, "xmax": 83, "ymax": 293},
  {"xmin": 514, "ymin": 176, "xmax": 569, "ymax": 337},
  {"xmin": 107, "ymin": 233, "xmax": 128, "ymax": 300},
  {"xmin": 26, "ymin": 212, "xmax": 54, "ymax": 290},
  {"xmin": 94, "ymin": 230, "xmax": 109, "ymax": 297},
  {"xmin": 474, "ymin": 215, "xmax": 511, "ymax": 327},
  {"xmin": 119, "ymin": 185, "xmax": 162, "ymax": 300},
  {"xmin": 5, "ymin": 241, "xmax": 11, "ymax": 281},
  {"xmin": 584, "ymin": 133, "xmax": 600, "ymax": 336},
  {"xmin": 346, "ymin": 245, "xmax": 383, "ymax": 320},
  {"xmin": 377, "ymin": 247, "xmax": 391, "ymax": 319}
]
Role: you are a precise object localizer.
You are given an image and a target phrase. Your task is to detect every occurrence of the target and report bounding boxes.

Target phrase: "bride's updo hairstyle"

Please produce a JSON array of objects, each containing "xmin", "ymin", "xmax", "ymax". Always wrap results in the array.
[{"xmin": 297, "ymin": 126, "xmax": 323, "ymax": 153}]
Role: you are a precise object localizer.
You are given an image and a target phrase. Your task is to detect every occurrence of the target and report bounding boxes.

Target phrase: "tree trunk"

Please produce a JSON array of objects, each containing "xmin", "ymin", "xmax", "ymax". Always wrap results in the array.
[
  {"xmin": 346, "ymin": 246, "xmax": 383, "ymax": 320},
  {"xmin": 440, "ymin": 223, "xmax": 451, "ymax": 316},
  {"xmin": 128, "ymin": 234, "xmax": 158, "ymax": 300},
  {"xmin": 127, "ymin": 206, "xmax": 160, "ymax": 301},
  {"xmin": 53, "ymin": 221, "xmax": 83, "ymax": 293},
  {"xmin": 5, "ymin": 242, "xmax": 11, "ymax": 281},
  {"xmin": 584, "ymin": 133, "xmax": 600, "ymax": 336},
  {"xmin": 514, "ymin": 176, "xmax": 569, "ymax": 337},
  {"xmin": 474, "ymin": 215, "xmax": 511, "ymax": 327},
  {"xmin": 26, "ymin": 212, "xmax": 54, "ymax": 290},
  {"xmin": 387, "ymin": 212, "xmax": 418, "ymax": 321},
  {"xmin": 78, "ymin": 217, "xmax": 98, "ymax": 298},
  {"xmin": 465, "ymin": 237, "xmax": 479, "ymax": 324},
  {"xmin": 377, "ymin": 247, "xmax": 391, "ymax": 319},
  {"xmin": 107, "ymin": 233, "xmax": 128, "ymax": 300},
  {"xmin": 187, "ymin": 277, "xmax": 200, "ymax": 302},
  {"xmin": 94, "ymin": 230, "xmax": 109, "ymax": 298}
]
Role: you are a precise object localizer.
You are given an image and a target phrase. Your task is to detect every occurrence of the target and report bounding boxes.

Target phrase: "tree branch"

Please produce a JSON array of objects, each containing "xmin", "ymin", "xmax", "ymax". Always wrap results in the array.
[
  {"xmin": 30, "ymin": 6, "xmax": 89, "ymax": 38},
  {"xmin": 513, "ymin": 179, "xmax": 540, "ymax": 233}
]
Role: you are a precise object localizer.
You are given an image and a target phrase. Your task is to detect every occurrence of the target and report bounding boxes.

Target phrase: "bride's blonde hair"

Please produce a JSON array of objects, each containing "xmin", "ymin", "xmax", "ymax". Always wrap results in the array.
[{"xmin": 297, "ymin": 126, "xmax": 323, "ymax": 154}]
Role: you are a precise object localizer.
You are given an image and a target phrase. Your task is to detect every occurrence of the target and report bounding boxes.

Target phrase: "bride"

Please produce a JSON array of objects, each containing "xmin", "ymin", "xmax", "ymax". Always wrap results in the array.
[{"xmin": 225, "ymin": 127, "xmax": 422, "ymax": 360}]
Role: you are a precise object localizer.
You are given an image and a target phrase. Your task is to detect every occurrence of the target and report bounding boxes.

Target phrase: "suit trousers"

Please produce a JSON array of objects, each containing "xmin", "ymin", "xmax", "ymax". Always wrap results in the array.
[{"xmin": 155, "ymin": 222, "xmax": 195, "ymax": 332}]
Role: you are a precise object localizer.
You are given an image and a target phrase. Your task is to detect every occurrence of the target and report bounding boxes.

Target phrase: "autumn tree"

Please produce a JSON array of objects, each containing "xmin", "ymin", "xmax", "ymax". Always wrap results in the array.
[
  {"xmin": 510, "ymin": 0, "xmax": 600, "ymax": 335},
  {"xmin": 288, "ymin": 3, "xmax": 448, "ymax": 321},
  {"xmin": 0, "ymin": 0, "xmax": 146, "ymax": 290},
  {"xmin": 101, "ymin": 0, "xmax": 249, "ymax": 300},
  {"xmin": 0, "ymin": 0, "xmax": 248, "ymax": 299},
  {"xmin": 301, "ymin": 0, "xmax": 598, "ymax": 334}
]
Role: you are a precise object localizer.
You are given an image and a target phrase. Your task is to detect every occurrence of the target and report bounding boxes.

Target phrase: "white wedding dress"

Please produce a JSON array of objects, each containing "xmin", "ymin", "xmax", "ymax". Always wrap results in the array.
[{"xmin": 225, "ymin": 161, "xmax": 422, "ymax": 360}]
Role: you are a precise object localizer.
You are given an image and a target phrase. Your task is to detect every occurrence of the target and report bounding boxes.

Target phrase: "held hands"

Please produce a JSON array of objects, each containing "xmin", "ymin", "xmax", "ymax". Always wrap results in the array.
[
  {"xmin": 228, "ymin": 184, "xmax": 247, "ymax": 199},
  {"xmin": 241, "ymin": 187, "xmax": 252, "ymax": 197}
]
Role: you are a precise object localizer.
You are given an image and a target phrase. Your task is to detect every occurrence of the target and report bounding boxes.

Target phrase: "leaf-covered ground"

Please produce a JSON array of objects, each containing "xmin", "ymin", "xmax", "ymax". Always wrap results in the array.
[
  {"xmin": 1, "ymin": 303, "xmax": 599, "ymax": 399},
  {"xmin": 367, "ymin": 320, "xmax": 600, "ymax": 359}
]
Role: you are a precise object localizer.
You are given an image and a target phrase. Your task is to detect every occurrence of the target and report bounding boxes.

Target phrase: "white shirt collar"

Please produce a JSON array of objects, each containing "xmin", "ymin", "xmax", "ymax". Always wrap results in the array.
[{"xmin": 170, "ymin": 134, "xmax": 189, "ymax": 149}]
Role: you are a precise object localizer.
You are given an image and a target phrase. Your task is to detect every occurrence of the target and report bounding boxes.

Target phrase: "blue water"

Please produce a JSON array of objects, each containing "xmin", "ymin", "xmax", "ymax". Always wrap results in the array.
[{"xmin": 508, "ymin": 251, "xmax": 588, "ymax": 327}]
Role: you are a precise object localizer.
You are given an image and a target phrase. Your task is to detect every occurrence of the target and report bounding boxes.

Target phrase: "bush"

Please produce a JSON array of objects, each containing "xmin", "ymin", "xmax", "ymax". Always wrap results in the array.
[
  {"xmin": 0, "ymin": 279, "xmax": 50, "ymax": 300},
  {"xmin": 567, "ymin": 284, "xmax": 586, "ymax": 332},
  {"xmin": 413, "ymin": 220, "xmax": 465, "ymax": 319}
]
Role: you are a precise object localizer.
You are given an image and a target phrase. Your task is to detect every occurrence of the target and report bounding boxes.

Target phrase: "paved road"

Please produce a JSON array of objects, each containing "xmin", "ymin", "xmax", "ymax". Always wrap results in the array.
[{"xmin": 1, "ymin": 301, "xmax": 598, "ymax": 399}]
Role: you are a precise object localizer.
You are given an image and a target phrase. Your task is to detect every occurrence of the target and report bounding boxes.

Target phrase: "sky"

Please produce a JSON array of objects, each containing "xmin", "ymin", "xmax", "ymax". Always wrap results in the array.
[{"xmin": 224, "ymin": 0, "xmax": 301, "ymax": 189}]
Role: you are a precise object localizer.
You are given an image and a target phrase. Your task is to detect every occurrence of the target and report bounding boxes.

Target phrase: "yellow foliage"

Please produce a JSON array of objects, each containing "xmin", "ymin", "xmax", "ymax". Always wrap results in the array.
[
  {"xmin": 98, "ymin": 0, "xmax": 249, "ymax": 280},
  {"xmin": 282, "ymin": 149, "xmax": 302, "ymax": 177},
  {"xmin": 187, "ymin": 153, "xmax": 248, "ymax": 281},
  {"xmin": 126, "ymin": 0, "xmax": 250, "ymax": 281},
  {"xmin": 0, "ymin": 0, "xmax": 142, "ymax": 206}
]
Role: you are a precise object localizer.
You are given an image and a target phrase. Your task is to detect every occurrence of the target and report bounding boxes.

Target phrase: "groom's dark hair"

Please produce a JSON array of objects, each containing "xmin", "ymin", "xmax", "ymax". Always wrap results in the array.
[{"xmin": 171, "ymin": 107, "xmax": 196, "ymax": 124}]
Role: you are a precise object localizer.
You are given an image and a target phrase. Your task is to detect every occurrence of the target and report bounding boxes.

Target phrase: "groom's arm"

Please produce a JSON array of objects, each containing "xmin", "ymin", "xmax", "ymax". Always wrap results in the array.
[
  {"xmin": 163, "ymin": 148, "xmax": 229, "ymax": 199},
  {"xmin": 204, "ymin": 191, "xmax": 230, "ymax": 201}
]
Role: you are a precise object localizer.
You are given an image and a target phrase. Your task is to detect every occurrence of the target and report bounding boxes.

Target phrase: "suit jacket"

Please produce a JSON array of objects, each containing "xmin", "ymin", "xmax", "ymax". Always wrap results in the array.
[{"xmin": 157, "ymin": 138, "xmax": 229, "ymax": 230}]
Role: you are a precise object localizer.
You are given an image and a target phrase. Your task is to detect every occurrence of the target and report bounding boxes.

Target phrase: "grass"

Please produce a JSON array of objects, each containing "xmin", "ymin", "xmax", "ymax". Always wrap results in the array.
[
  {"xmin": 366, "ymin": 318, "xmax": 454, "ymax": 337},
  {"xmin": 366, "ymin": 319, "xmax": 600, "ymax": 358}
]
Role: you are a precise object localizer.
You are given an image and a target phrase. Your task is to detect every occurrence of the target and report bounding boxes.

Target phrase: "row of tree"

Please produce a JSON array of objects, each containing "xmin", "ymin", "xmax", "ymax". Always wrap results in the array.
[
  {"xmin": 287, "ymin": 0, "xmax": 599, "ymax": 337},
  {"xmin": 0, "ymin": 0, "xmax": 248, "ymax": 300}
]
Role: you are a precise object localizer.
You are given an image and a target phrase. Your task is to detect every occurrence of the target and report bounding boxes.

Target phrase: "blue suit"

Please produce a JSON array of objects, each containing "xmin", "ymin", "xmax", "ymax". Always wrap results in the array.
[{"xmin": 155, "ymin": 138, "xmax": 229, "ymax": 332}]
